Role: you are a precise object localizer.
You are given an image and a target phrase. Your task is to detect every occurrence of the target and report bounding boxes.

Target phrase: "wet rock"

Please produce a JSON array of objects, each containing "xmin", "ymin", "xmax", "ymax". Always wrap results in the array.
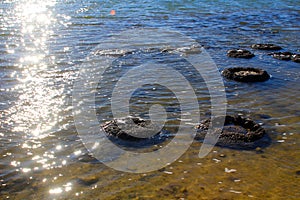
[
  {"xmin": 251, "ymin": 44, "xmax": 282, "ymax": 50},
  {"xmin": 269, "ymin": 52, "xmax": 292, "ymax": 60},
  {"xmin": 101, "ymin": 117, "xmax": 161, "ymax": 140},
  {"xmin": 94, "ymin": 49, "xmax": 134, "ymax": 57},
  {"xmin": 195, "ymin": 115, "xmax": 268, "ymax": 149},
  {"xmin": 77, "ymin": 176, "xmax": 99, "ymax": 186},
  {"xmin": 161, "ymin": 49, "xmax": 170, "ymax": 53},
  {"xmin": 227, "ymin": 49, "xmax": 255, "ymax": 58},
  {"xmin": 222, "ymin": 67, "xmax": 270, "ymax": 82},
  {"xmin": 291, "ymin": 54, "xmax": 300, "ymax": 63}
]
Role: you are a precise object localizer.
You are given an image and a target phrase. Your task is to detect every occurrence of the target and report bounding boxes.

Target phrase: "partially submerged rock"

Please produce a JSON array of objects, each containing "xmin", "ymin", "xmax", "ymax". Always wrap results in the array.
[
  {"xmin": 269, "ymin": 52, "xmax": 293, "ymax": 60},
  {"xmin": 195, "ymin": 115, "xmax": 268, "ymax": 149},
  {"xmin": 268, "ymin": 52, "xmax": 300, "ymax": 63},
  {"xmin": 101, "ymin": 117, "xmax": 161, "ymax": 141},
  {"xmin": 291, "ymin": 54, "xmax": 300, "ymax": 63},
  {"xmin": 227, "ymin": 49, "xmax": 255, "ymax": 59},
  {"xmin": 251, "ymin": 44, "xmax": 282, "ymax": 50},
  {"xmin": 222, "ymin": 67, "xmax": 270, "ymax": 82}
]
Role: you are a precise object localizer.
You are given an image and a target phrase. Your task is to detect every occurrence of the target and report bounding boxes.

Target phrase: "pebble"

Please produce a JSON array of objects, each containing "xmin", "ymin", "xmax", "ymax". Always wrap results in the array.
[
  {"xmin": 255, "ymin": 147, "xmax": 264, "ymax": 154},
  {"xmin": 225, "ymin": 168, "xmax": 237, "ymax": 173},
  {"xmin": 77, "ymin": 176, "xmax": 99, "ymax": 186},
  {"xmin": 213, "ymin": 158, "xmax": 221, "ymax": 163},
  {"xmin": 229, "ymin": 189, "xmax": 242, "ymax": 194}
]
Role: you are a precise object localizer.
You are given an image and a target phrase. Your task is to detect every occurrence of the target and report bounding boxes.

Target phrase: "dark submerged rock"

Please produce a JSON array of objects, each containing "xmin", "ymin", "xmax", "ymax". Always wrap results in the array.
[
  {"xmin": 269, "ymin": 52, "xmax": 293, "ymax": 60},
  {"xmin": 222, "ymin": 67, "xmax": 270, "ymax": 82},
  {"xmin": 195, "ymin": 115, "xmax": 269, "ymax": 149},
  {"xmin": 78, "ymin": 154, "xmax": 99, "ymax": 163},
  {"xmin": 227, "ymin": 49, "xmax": 255, "ymax": 59},
  {"xmin": 251, "ymin": 44, "xmax": 282, "ymax": 50}
]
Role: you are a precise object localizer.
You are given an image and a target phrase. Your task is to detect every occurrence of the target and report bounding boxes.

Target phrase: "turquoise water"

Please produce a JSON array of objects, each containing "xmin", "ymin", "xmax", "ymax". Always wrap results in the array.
[{"xmin": 0, "ymin": 0, "xmax": 299, "ymax": 199}]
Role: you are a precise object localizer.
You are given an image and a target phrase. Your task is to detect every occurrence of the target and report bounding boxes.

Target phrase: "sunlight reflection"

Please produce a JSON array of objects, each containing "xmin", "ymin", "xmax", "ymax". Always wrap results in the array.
[
  {"xmin": 22, "ymin": 168, "xmax": 31, "ymax": 173},
  {"xmin": 49, "ymin": 187, "xmax": 63, "ymax": 194},
  {"xmin": 0, "ymin": 1, "xmax": 73, "ymax": 181},
  {"xmin": 49, "ymin": 182, "xmax": 72, "ymax": 195},
  {"xmin": 6, "ymin": 0, "xmax": 61, "ymax": 140}
]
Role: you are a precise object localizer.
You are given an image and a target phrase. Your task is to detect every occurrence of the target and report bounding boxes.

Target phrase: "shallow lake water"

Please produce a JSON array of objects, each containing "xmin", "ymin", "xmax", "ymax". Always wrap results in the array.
[{"xmin": 0, "ymin": 0, "xmax": 299, "ymax": 199}]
